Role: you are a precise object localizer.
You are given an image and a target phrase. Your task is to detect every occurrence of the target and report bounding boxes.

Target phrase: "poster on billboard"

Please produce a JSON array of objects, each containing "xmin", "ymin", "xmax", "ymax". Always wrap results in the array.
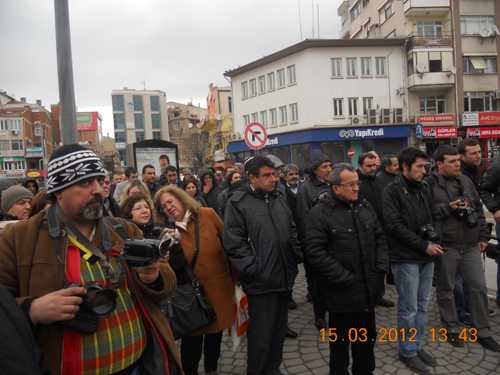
[
  {"xmin": 76, "ymin": 112, "xmax": 98, "ymax": 131},
  {"xmin": 133, "ymin": 140, "xmax": 178, "ymax": 180}
]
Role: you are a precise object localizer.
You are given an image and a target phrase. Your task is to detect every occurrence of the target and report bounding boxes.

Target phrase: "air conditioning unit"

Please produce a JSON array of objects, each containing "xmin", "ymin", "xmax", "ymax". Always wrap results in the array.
[
  {"xmin": 495, "ymin": 90, "xmax": 500, "ymax": 100},
  {"xmin": 393, "ymin": 108, "xmax": 404, "ymax": 123},
  {"xmin": 380, "ymin": 108, "xmax": 392, "ymax": 124},
  {"xmin": 232, "ymin": 132, "xmax": 242, "ymax": 140},
  {"xmin": 26, "ymin": 138, "xmax": 32, "ymax": 144},
  {"xmin": 351, "ymin": 116, "xmax": 362, "ymax": 125},
  {"xmin": 12, "ymin": 130, "xmax": 18, "ymax": 135},
  {"xmin": 368, "ymin": 109, "xmax": 378, "ymax": 125},
  {"xmin": 35, "ymin": 127, "xmax": 42, "ymax": 136},
  {"xmin": 450, "ymin": 137, "xmax": 462, "ymax": 146}
]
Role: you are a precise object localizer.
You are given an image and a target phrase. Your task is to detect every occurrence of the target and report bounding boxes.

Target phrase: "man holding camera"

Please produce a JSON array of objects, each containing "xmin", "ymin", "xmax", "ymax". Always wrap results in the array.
[
  {"xmin": 426, "ymin": 145, "xmax": 499, "ymax": 352},
  {"xmin": 0, "ymin": 144, "xmax": 182, "ymax": 375},
  {"xmin": 381, "ymin": 147, "xmax": 443, "ymax": 375}
]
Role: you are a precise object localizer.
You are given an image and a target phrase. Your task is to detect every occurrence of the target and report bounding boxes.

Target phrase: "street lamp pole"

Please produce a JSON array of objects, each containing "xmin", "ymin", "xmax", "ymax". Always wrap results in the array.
[{"xmin": 35, "ymin": 122, "xmax": 47, "ymax": 189}]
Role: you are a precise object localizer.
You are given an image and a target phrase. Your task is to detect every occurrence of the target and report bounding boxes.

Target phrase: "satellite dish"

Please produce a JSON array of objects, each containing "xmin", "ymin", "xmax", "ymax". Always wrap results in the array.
[
  {"xmin": 450, "ymin": 64, "xmax": 456, "ymax": 75},
  {"xmin": 494, "ymin": 25, "xmax": 500, "ymax": 36},
  {"xmin": 416, "ymin": 62, "xmax": 427, "ymax": 73},
  {"xmin": 480, "ymin": 28, "xmax": 490, "ymax": 38},
  {"xmin": 215, "ymin": 113, "xmax": 222, "ymax": 121},
  {"xmin": 188, "ymin": 123, "xmax": 193, "ymax": 128},
  {"xmin": 196, "ymin": 123, "xmax": 200, "ymax": 128}
]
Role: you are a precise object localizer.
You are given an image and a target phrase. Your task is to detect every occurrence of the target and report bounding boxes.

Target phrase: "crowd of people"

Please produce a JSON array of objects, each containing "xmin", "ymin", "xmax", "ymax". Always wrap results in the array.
[{"xmin": 0, "ymin": 138, "xmax": 499, "ymax": 375}]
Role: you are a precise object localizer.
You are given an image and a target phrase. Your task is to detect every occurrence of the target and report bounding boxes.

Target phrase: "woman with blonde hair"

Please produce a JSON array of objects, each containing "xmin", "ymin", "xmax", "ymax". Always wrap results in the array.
[
  {"xmin": 154, "ymin": 186, "xmax": 239, "ymax": 375},
  {"xmin": 120, "ymin": 179, "xmax": 150, "ymax": 205}
]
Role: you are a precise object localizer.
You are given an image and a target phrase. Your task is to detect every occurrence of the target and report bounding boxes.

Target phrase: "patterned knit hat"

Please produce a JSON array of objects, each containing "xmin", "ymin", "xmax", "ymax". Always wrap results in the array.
[{"xmin": 47, "ymin": 144, "xmax": 105, "ymax": 194}]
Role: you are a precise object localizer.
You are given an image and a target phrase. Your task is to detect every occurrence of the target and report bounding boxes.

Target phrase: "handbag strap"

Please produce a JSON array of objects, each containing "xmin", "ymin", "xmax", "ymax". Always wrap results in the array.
[{"xmin": 190, "ymin": 213, "xmax": 200, "ymax": 269}]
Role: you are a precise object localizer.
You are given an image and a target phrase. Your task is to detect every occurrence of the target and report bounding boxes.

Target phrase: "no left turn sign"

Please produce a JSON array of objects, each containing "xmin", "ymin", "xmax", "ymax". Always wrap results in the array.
[{"xmin": 245, "ymin": 122, "xmax": 268, "ymax": 150}]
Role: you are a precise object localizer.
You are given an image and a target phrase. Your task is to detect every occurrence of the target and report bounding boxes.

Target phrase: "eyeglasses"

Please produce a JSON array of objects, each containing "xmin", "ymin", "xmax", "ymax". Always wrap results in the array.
[
  {"xmin": 337, "ymin": 181, "xmax": 362, "ymax": 188},
  {"xmin": 103, "ymin": 181, "xmax": 111, "ymax": 185},
  {"xmin": 131, "ymin": 205, "xmax": 150, "ymax": 212},
  {"xmin": 160, "ymin": 197, "xmax": 177, "ymax": 211}
]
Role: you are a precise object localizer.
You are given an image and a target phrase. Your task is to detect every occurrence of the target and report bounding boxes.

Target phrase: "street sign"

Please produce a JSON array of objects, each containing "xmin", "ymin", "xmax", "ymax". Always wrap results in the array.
[
  {"xmin": 348, "ymin": 149, "xmax": 355, "ymax": 158},
  {"xmin": 245, "ymin": 122, "xmax": 268, "ymax": 150}
]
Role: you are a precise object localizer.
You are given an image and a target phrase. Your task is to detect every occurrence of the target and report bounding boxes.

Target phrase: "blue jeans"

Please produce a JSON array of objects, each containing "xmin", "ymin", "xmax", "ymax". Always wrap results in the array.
[
  {"xmin": 392, "ymin": 262, "xmax": 434, "ymax": 358},
  {"xmin": 454, "ymin": 272, "xmax": 468, "ymax": 319}
]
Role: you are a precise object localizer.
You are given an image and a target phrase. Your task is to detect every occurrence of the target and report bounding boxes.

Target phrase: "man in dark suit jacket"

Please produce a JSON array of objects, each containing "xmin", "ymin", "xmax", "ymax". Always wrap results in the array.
[{"xmin": 282, "ymin": 164, "xmax": 300, "ymax": 226}]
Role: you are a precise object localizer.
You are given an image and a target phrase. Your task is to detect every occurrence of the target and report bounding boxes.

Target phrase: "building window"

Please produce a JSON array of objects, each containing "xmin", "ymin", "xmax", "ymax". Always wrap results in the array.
[
  {"xmin": 386, "ymin": 29, "xmax": 396, "ymax": 38},
  {"xmin": 243, "ymin": 115, "xmax": 250, "ymax": 126},
  {"xmin": 420, "ymin": 95, "xmax": 446, "ymax": 114},
  {"xmin": 0, "ymin": 120, "xmax": 8, "ymax": 130},
  {"xmin": 151, "ymin": 113, "xmax": 161, "ymax": 129},
  {"xmin": 417, "ymin": 21, "xmax": 442, "ymax": 38},
  {"xmin": 174, "ymin": 122, "xmax": 180, "ymax": 130},
  {"xmin": 375, "ymin": 57, "xmax": 386, "ymax": 76},
  {"xmin": 333, "ymin": 99, "xmax": 343, "ymax": 117},
  {"xmin": 361, "ymin": 58, "xmax": 371, "ymax": 76},
  {"xmin": 278, "ymin": 69, "xmax": 286, "ymax": 88},
  {"xmin": 10, "ymin": 119, "xmax": 21, "ymax": 130},
  {"xmin": 290, "ymin": 104, "xmax": 298, "ymax": 122},
  {"xmin": 115, "ymin": 132, "xmax": 125, "ymax": 144},
  {"xmin": 351, "ymin": 3, "xmax": 361, "ymax": 22},
  {"xmin": 363, "ymin": 0, "xmax": 369, "ymax": 5},
  {"xmin": 463, "ymin": 57, "xmax": 497, "ymax": 74},
  {"xmin": 153, "ymin": 131, "xmax": 162, "ymax": 140},
  {"xmin": 348, "ymin": 98, "xmax": 358, "ymax": 116},
  {"xmin": 251, "ymin": 112, "xmax": 258, "ymax": 123},
  {"xmin": 279, "ymin": 106, "xmax": 287, "ymax": 124},
  {"xmin": 242, "ymin": 82, "xmax": 248, "ymax": 98},
  {"xmin": 136, "ymin": 131, "xmax": 145, "ymax": 142},
  {"xmin": 0, "ymin": 140, "xmax": 9, "ymax": 150},
  {"xmin": 429, "ymin": 60, "xmax": 442, "ymax": 72},
  {"xmin": 408, "ymin": 58, "xmax": 414, "ymax": 76},
  {"xmin": 260, "ymin": 110, "xmax": 268, "ymax": 127},
  {"xmin": 228, "ymin": 97, "xmax": 232, "ymax": 113},
  {"xmin": 114, "ymin": 113, "xmax": 125, "ymax": 130},
  {"xmin": 287, "ymin": 65, "xmax": 296, "ymax": 84},
  {"xmin": 133, "ymin": 95, "xmax": 143, "ymax": 111},
  {"xmin": 119, "ymin": 150, "xmax": 127, "ymax": 165},
  {"xmin": 362, "ymin": 97, "xmax": 373, "ymax": 115},
  {"xmin": 268, "ymin": 72, "xmax": 276, "ymax": 91},
  {"xmin": 250, "ymin": 79, "xmax": 257, "ymax": 96},
  {"xmin": 464, "ymin": 92, "xmax": 498, "ymax": 112},
  {"xmin": 331, "ymin": 58, "xmax": 342, "ymax": 77},
  {"xmin": 258, "ymin": 76, "xmax": 266, "ymax": 93},
  {"xmin": 11, "ymin": 139, "xmax": 23, "ymax": 150},
  {"xmin": 134, "ymin": 113, "xmax": 144, "ymax": 129},
  {"xmin": 150, "ymin": 96, "xmax": 160, "ymax": 111},
  {"xmin": 270, "ymin": 108, "xmax": 277, "ymax": 126},
  {"xmin": 346, "ymin": 58, "xmax": 357, "ymax": 77},
  {"xmin": 112, "ymin": 95, "xmax": 124, "ymax": 111},
  {"xmin": 384, "ymin": 4, "xmax": 392, "ymax": 20},
  {"xmin": 460, "ymin": 16, "xmax": 494, "ymax": 36}
]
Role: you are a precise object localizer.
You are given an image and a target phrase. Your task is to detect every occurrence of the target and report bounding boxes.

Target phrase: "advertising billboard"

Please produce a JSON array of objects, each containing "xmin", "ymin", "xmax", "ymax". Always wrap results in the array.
[
  {"xmin": 132, "ymin": 140, "xmax": 178, "ymax": 179},
  {"xmin": 76, "ymin": 112, "xmax": 98, "ymax": 131}
]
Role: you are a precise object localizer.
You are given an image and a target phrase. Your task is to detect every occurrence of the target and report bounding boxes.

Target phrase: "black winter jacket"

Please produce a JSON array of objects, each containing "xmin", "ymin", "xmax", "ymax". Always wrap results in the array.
[
  {"xmin": 222, "ymin": 182, "xmax": 302, "ymax": 295},
  {"xmin": 199, "ymin": 169, "xmax": 225, "ymax": 212},
  {"xmin": 296, "ymin": 176, "xmax": 329, "ymax": 240},
  {"xmin": 460, "ymin": 160, "xmax": 482, "ymax": 195},
  {"xmin": 217, "ymin": 180, "xmax": 246, "ymax": 220},
  {"xmin": 305, "ymin": 190, "xmax": 389, "ymax": 313},
  {"xmin": 375, "ymin": 169, "xmax": 398, "ymax": 191},
  {"xmin": 480, "ymin": 159, "xmax": 500, "ymax": 214},
  {"xmin": 357, "ymin": 169, "xmax": 383, "ymax": 223},
  {"xmin": 382, "ymin": 175, "xmax": 443, "ymax": 263},
  {"xmin": 282, "ymin": 177, "xmax": 300, "ymax": 226}
]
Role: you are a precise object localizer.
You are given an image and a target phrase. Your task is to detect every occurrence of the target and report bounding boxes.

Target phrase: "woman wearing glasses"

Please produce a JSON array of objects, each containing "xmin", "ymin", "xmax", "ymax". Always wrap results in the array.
[
  {"xmin": 154, "ymin": 186, "xmax": 239, "ymax": 375},
  {"xmin": 121, "ymin": 192, "xmax": 164, "ymax": 240}
]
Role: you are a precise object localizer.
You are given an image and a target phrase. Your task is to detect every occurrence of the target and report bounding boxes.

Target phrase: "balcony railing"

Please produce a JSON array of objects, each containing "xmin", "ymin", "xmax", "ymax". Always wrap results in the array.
[
  {"xmin": 408, "ymin": 32, "xmax": 453, "ymax": 48},
  {"xmin": 339, "ymin": 19, "xmax": 350, "ymax": 39}
]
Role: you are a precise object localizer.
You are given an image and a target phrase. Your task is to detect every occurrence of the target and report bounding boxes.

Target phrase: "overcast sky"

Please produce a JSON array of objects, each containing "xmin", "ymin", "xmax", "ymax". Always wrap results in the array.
[{"xmin": 1, "ymin": 0, "xmax": 342, "ymax": 137}]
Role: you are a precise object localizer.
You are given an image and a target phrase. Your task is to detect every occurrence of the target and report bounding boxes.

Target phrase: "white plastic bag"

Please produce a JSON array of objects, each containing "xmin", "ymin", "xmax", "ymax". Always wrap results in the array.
[{"xmin": 228, "ymin": 285, "xmax": 249, "ymax": 351}]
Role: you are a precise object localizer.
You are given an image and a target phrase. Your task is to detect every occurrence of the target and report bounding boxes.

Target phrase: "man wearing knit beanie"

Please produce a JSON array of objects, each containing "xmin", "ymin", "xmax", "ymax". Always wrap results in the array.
[{"xmin": 1, "ymin": 185, "xmax": 34, "ymax": 220}]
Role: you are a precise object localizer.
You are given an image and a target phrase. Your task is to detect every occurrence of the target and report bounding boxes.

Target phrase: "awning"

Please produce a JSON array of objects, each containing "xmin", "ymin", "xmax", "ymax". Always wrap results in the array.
[{"xmin": 469, "ymin": 56, "xmax": 488, "ymax": 70}]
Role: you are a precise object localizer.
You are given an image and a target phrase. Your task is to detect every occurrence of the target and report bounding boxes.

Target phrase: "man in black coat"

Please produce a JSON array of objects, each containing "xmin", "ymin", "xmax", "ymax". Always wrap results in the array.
[
  {"xmin": 376, "ymin": 154, "xmax": 399, "ymax": 194},
  {"xmin": 223, "ymin": 156, "xmax": 302, "ymax": 375},
  {"xmin": 199, "ymin": 168, "xmax": 224, "ymax": 212},
  {"xmin": 282, "ymin": 163, "xmax": 300, "ymax": 225},
  {"xmin": 458, "ymin": 138, "xmax": 482, "ymax": 195},
  {"xmin": 305, "ymin": 163, "xmax": 389, "ymax": 375}
]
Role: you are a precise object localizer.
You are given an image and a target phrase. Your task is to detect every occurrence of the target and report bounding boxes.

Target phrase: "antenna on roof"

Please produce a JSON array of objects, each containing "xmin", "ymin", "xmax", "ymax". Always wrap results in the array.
[
  {"xmin": 311, "ymin": 0, "xmax": 314, "ymax": 38},
  {"xmin": 297, "ymin": 0, "xmax": 303, "ymax": 41},
  {"xmin": 140, "ymin": 78, "xmax": 146, "ymax": 90}
]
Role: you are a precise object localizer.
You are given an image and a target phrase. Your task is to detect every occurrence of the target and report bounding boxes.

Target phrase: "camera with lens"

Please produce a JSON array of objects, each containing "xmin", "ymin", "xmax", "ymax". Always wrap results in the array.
[
  {"xmin": 122, "ymin": 238, "xmax": 171, "ymax": 267},
  {"xmin": 61, "ymin": 282, "xmax": 118, "ymax": 334},
  {"xmin": 485, "ymin": 243, "xmax": 500, "ymax": 260},
  {"xmin": 419, "ymin": 224, "xmax": 440, "ymax": 243},
  {"xmin": 456, "ymin": 197, "xmax": 478, "ymax": 228}
]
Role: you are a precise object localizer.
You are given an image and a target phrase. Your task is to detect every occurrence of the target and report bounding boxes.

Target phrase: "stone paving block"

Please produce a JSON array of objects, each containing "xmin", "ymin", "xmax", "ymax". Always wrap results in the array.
[
  {"xmin": 480, "ymin": 359, "xmax": 499, "ymax": 371},
  {"xmin": 305, "ymin": 358, "xmax": 328, "ymax": 369},
  {"xmin": 302, "ymin": 352, "xmax": 322, "ymax": 361},
  {"xmin": 381, "ymin": 363, "xmax": 398, "ymax": 373},
  {"xmin": 286, "ymin": 364, "xmax": 308, "ymax": 373},
  {"xmin": 233, "ymin": 359, "xmax": 246, "ymax": 367},
  {"xmin": 311, "ymin": 365, "xmax": 330, "ymax": 375}
]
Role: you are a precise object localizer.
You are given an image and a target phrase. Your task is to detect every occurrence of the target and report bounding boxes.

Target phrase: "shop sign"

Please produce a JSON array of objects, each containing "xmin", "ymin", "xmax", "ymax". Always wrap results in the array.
[
  {"xmin": 214, "ymin": 149, "xmax": 225, "ymax": 162},
  {"xmin": 462, "ymin": 112, "xmax": 500, "ymax": 126},
  {"xmin": 5, "ymin": 171, "xmax": 25, "ymax": 178},
  {"xmin": 422, "ymin": 127, "xmax": 457, "ymax": 138},
  {"xmin": 419, "ymin": 114, "xmax": 454, "ymax": 125},
  {"xmin": 76, "ymin": 112, "xmax": 98, "ymax": 131},
  {"xmin": 338, "ymin": 128, "xmax": 384, "ymax": 139},
  {"xmin": 26, "ymin": 170, "xmax": 45, "ymax": 178},
  {"xmin": 25, "ymin": 147, "xmax": 43, "ymax": 158},
  {"xmin": 0, "ymin": 150, "xmax": 23, "ymax": 157},
  {"xmin": 466, "ymin": 127, "xmax": 500, "ymax": 138},
  {"xmin": 265, "ymin": 137, "xmax": 278, "ymax": 146},
  {"xmin": 0, "ymin": 157, "xmax": 24, "ymax": 162},
  {"xmin": 116, "ymin": 142, "xmax": 126, "ymax": 149},
  {"xmin": 419, "ymin": 144, "xmax": 426, "ymax": 152}
]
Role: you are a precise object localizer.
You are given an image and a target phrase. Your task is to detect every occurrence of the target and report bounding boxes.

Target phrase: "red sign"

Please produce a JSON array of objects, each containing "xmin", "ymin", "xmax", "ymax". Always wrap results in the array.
[
  {"xmin": 479, "ymin": 112, "xmax": 500, "ymax": 126},
  {"xmin": 26, "ymin": 170, "xmax": 45, "ymax": 178},
  {"xmin": 347, "ymin": 149, "xmax": 355, "ymax": 158},
  {"xmin": 244, "ymin": 122, "xmax": 267, "ymax": 150},
  {"xmin": 422, "ymin": 127, "xmax": 457, "ymax": 138},
  {"xmin": 419, "ymin": 114, "xmax": 454, "ymax": 125},
  {"xmin": 76, "ymin": 112, "xmax": 98, "ymax": 131},
  {"xmin": 467, "ymin": 127, "xmax": 500, "ymax": 138}
]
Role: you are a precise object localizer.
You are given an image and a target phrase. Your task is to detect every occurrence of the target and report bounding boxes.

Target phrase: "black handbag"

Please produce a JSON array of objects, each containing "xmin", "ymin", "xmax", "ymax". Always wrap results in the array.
[{"xmin": 159, "ymin": 213, "xmax": 217, "ymax": 340}]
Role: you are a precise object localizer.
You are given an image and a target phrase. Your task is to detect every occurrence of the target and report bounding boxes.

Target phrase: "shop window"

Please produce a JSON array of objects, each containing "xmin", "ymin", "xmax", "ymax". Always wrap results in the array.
[
  {"xmin": 321, "ymin": 142, "xmax": 333, "ymax": 162},
  {"xmin": 334, "ymin": 142, "xmax": 345, "ymax": 164}
]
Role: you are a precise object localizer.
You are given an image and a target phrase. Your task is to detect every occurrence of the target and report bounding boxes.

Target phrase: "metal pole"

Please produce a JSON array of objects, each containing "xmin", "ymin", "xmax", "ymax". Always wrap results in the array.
[{"xmin": 54, "ymin": 0, "xmax": 78, "ymax": 145}]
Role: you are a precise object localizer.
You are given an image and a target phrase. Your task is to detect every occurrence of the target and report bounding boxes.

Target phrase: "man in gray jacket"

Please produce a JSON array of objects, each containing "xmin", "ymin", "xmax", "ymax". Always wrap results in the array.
[{"xmin": 426, "ymin": 145, "xmax": 500, "ymax": 352}]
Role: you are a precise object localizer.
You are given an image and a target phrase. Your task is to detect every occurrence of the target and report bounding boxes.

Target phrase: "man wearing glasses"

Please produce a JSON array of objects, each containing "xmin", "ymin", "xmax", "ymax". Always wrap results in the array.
[
  {"xmin": 103, "ymin": 170, "xmax": 121, "ymax": 217},
  {"xmin": 305, "ymin": 163, "xmax": 390, "ymax": 375}
]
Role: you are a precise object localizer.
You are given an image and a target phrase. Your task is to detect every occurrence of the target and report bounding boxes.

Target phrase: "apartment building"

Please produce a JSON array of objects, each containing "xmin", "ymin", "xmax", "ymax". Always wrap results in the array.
[
  {"xmin": 111, "ymin": 88, "xmax": 169, "ymax": 167},
  {"xmin": 224, "ymin": 38, "xmax": 408, "ymax": 171}
]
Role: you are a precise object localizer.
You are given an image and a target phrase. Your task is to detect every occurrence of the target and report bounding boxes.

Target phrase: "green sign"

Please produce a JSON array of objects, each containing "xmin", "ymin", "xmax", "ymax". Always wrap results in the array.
[{"xmin": 76, "ymin": 113, "xmax": 92, "ymax": 124}]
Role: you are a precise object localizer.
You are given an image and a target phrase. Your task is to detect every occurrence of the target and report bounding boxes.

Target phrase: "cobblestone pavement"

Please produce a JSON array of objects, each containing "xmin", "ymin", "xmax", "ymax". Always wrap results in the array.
[{"xmin": 186, "ymin": 263, "xmax": 500, "ymax": 375}]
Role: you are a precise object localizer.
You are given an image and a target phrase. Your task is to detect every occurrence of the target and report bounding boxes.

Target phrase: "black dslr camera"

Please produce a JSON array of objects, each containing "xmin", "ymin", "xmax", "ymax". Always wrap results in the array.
[
  {"xmin": 456, "ymin": 197, "xmax": 478, "ymax": 228},
  {"xmin": 61, "ymin": 282, "xmax": 118, "ymax": 334},
  {"xmin": 485, "ymin": 223, "xmax": 500, "ymax": 260},
  {"xmin": 122, "ymin": 238, "xmax": 171, "ymax": 267},
  {"xmin": 419, "ymin": 224, "xmax": 440, "ymax": 243}
]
